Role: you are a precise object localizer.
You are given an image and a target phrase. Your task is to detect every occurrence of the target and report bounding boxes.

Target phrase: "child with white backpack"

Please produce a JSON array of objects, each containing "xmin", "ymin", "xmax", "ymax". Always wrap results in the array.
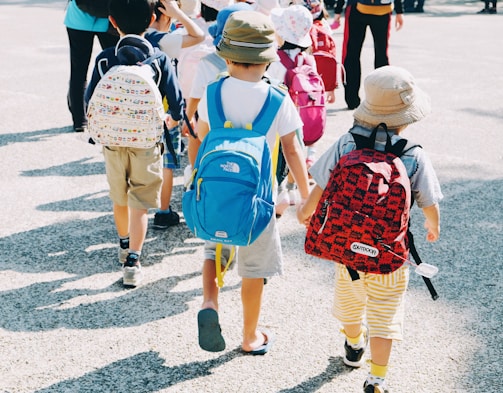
[{"xmin": 85, "ymin": 0, "xmax": 184, "ymax": 287}]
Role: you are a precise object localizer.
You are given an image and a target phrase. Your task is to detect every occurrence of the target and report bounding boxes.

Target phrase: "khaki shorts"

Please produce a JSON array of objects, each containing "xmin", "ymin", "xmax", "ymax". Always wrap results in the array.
[
  {"xmin": 103, "ymin": 144, "xmax": 163, "ymax": 209},
  {"xmin": 332, "ymin": 263, "xmax": 410, "ymax": 340}
]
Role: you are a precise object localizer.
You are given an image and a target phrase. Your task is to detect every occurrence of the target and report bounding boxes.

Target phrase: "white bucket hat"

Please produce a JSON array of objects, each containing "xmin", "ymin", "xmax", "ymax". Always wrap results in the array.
[
  {"xmin": 201, "ymin": 0, "xmax": 233, "ymax": 11},
  {"xmin": 353, "ymin": 66, "xmax": 431, "ymax": 129},
  {"xmin": 253, "ymin": 0, "xmax": 280, "ymax": 15},
  {"xmin": 270, "ymin": 5, "xmax": 313, "ymax": 48},
  {"xmin": 180, "ymin": 0, "xmax": 201, "ymax": 18}
]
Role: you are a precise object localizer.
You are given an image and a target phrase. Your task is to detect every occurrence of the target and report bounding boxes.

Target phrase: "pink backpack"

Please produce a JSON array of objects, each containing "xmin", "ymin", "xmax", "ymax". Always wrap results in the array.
[{"xmin": 278, "ymin": 51, "xmax": 326, "ymax": 146}]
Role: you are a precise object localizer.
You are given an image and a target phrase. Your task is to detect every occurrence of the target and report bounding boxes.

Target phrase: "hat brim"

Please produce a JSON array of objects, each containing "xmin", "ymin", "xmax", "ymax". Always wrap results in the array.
[
  {"xmin": 217, "ymin": 41, "xmax": 279, "ymax": 64},
  {"xmin": 270, "ymin": 7, "xmax": 312, "ymax": 48},
  {"xmin": 353, "ymin": 85, "xmax": 431, "ymax": 128}
]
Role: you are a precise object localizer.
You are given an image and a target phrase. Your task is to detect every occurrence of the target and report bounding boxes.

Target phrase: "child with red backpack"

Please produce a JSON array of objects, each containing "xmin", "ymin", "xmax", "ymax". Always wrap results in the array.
[
  {"xmin": 268, "ymin": 4, "xmax": 325, "ymax": 208},
  {"xmin": 297, "ymin": 66, "xmax": 443, "ymax": 393},
  {"xmin": 306, "ymin": 0, "xmax": 338, "ymax": 104}
]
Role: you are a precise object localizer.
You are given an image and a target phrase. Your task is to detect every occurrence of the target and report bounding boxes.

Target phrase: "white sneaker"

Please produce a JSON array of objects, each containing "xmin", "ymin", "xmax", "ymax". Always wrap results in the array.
[
  {"xmin": 118, "ymin": 247, "xmax": 128, "ymax": 264},
  {"xmin": 276, "ymin": 190, "xmax": 290, "ymax": 217},
  {"xmin": 288, "ymin": 188, "xmax": 299, "ymax": 206},
  {"xmin": 123, "ymin": 254, "xmax": 143, "ymax": 287}
]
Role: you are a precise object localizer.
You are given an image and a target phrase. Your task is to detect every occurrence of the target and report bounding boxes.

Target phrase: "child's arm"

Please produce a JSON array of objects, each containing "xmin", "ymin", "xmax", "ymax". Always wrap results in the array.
[
  {"xmin": 297, "ymin": 185, "xmax": 323, "ymax": 226},
  {"xmin": 196, "ymin": 118, "xmax": 210, "ymax": 142},
  {"xmin": 280, "ymin": 131, "xmax": 310, "ymax": 201},
  {"xmin": 422, "ymin": 203, "xmax": 440, "ymax": 242},
  {"xmin": 159, "ymin": 0, "xmax": 204, "ymax": 48}
]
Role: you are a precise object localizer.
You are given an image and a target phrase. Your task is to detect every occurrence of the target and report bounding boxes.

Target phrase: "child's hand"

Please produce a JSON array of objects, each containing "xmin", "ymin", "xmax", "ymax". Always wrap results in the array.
[
  {"xmin": 326, "ymin": 90, "xmax": 336, "ymax": 104},
  {"xmin": 159, "ymin": 0, "xmax": 181, "ymax": 18},
  {"xmin": 424, "ymin": 220, "xmax": 439, "ymax": 242},
  {"xmin": 296, "ymin": 202, "xmax": 311, "ymax": 227}
]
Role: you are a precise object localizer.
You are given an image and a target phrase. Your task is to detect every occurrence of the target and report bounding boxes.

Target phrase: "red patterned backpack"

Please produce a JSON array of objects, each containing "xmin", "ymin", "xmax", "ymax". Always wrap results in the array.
[{"xmin": 305, "ymin": 124, "xmax": 417, "ymax": 275}]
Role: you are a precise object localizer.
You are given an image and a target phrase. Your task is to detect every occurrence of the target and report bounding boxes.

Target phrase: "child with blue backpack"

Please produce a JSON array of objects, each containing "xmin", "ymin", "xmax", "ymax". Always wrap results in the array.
[{"xmin": 192, "ymin": 10, "xmax": 310, "ymax": 354}]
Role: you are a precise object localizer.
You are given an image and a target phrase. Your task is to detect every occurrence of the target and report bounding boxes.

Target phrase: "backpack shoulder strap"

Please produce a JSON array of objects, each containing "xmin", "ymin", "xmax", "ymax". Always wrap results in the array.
[
  {"xmin": 351, "ymin": 122, "xmax": 416, "ymax": 157},
  {"xmin": 252, "ymin": 86, "xmax": 285, "ymax": 136},
  {"xmin": 138, "ymin": 53, "xmax": 164, "ymax": 86},
  {"xmin": 278, "ymin": 50, "xmax": 295, "ymax": 70},
  {"xmin": 206, "ymin": 77, "xmax": 284, "ymax": 135},
  {"xmin": 351, "ymin": 124, "xmax": 380, "ymax": 150},
  {"xmin": 206, "ymin": 76, "xmax": 228, "ymax": 130},
  {"xmin": 203, "ymin": 52, "xmax": 227, "ymax": 73}
]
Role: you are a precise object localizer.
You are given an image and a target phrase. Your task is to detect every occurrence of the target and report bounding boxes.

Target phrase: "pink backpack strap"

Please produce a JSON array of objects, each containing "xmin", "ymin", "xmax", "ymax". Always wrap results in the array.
[{"xmin": 278, "ymin": 50, "xmax": 295, "ymax": 70}]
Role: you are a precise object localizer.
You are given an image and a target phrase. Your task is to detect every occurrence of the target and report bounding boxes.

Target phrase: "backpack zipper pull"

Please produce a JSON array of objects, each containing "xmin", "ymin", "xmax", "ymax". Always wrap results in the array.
[
  {"xmin": 317, "ymin": 201, "xmax": 330, "ymax": 234},
  {"xmin": 196, "ymin": 178, "xmax": 203, "ymax": 201}
]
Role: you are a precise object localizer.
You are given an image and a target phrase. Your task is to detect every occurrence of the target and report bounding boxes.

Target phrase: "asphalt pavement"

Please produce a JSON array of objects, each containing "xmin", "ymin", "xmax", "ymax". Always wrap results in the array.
[{"xmin": 0, "ymin": 1, "xmax": 502, "ymax": 392}]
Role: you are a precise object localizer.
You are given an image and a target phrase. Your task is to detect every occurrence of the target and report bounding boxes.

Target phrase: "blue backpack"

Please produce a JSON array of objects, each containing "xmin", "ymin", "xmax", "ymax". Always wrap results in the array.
[{"xmin": 182, "ymin": 77, "xmax": 285, "ymax": 246}]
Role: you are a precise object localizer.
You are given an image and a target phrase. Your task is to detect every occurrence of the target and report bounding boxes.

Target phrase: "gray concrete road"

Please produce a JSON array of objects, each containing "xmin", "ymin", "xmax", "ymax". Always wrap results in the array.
[{"xmin": 0, "ymin": 1, "xmax": 502, "ymax": 392}]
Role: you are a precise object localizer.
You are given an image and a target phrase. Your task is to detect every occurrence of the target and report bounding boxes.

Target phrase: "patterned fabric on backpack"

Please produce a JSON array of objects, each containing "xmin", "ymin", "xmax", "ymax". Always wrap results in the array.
[
  {"xmin": 182, "ymin": 77, "xmax": 285, "ymax": 246},
  {"xmin": 278, "ymin": 50, "xmax": 326, "ymax": 146},
  {"xmin": 87, "ymin": 55, "xmax": 166, "ymax": 148},
  {"xmin": 305, "ymin": 124, "xmax": 414, "ymax": 274}
]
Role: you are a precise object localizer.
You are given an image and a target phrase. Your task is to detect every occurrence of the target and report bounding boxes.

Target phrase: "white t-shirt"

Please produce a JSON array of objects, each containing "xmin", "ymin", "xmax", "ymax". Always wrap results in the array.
[
  {"xmin": 197, "ymin": 76, "xmax": 303, "ymax": 149},
  {"xmin": 189, "ymin": 52, "xmax": 226, "ymax": 99},
  {"xmin": 146, "ymin": 27, "xmax": 184, "ymax": 60}
]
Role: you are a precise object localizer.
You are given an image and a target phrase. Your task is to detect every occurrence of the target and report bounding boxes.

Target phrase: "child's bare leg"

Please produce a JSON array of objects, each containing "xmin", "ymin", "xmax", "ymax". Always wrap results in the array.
[
  {"xmin": 159, "ymin": 168, "xmax": 174, "ymax": 211},
  {"xmin": 113, "ymin": 204, "xmax": 129, "ymax": 237},
  {"xmin": 241, "ymin": 277, "xmax": 265, "ymax": 351},
  {"xmin": 344, "ymin": 323, "xmax": 363, "ymax": 339},
  {"xmin": 370, "ymin": 337, "xmax": 392, "ymax": 367},
  {"xmin": 128, "ymin": 207, "xmax": 148, "ymax": 252},
  {"xmin": 201, "ymin": 258, "xmax": 219, "ymax": 310}
]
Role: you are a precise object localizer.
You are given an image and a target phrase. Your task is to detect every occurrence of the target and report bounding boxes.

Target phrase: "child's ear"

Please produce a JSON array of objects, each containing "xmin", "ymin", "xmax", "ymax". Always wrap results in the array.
[{"xmin": 149, "ymin": 13, "xmax": 156, "ymax": 27}]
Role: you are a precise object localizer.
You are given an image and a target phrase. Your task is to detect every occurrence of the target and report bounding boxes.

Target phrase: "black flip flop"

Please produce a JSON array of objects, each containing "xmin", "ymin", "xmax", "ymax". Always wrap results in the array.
[{"xmin": 197, "ymin": 309, "xmax": 226, "ymax": 352}]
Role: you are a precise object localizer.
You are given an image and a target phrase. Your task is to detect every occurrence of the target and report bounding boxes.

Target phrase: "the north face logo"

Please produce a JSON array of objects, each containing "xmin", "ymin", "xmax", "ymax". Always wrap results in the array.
[{"xmin": 220, "ymin": 161, "xmax": 240, "ymax": 173}]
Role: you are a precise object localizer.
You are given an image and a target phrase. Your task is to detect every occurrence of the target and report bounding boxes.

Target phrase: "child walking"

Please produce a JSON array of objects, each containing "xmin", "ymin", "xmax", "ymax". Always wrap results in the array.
[
  {"xmin": 85, "ymin": 0, "xmax": 184, "ymax": 287},
  {"xmin": 297, "ymin": 66, "xmax": 443, "ymax": 392},
  {"xmin": 268, "ymin": 4, "xmax": 320, "ymax": 211},
  {"xmin": 146, "ymin": 0, "xmax": 205, "ymax": 230},
  {"xmin": 195, "ymin": 10, "xmax": 310, "ymax": 354}
]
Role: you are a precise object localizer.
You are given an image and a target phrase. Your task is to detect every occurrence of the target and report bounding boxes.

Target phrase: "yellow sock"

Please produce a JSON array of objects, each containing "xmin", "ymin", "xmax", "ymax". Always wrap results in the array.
[
  {"xmin": 370, "ymin": 361, "xmax": 388, "ymax": 378},
  {"xmin": 341, "ymin": 328, "xmax": 363, "ymax": 346}
]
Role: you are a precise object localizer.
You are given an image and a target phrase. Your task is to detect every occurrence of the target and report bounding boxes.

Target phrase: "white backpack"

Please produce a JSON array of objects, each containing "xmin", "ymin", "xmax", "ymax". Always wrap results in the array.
[{"xmin": 87, "ymin": 59, "xmax": 166, "ymax": 148}]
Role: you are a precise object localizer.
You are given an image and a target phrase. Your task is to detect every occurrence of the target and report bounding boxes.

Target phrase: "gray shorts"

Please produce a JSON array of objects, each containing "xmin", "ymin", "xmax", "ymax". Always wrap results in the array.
[{"xmin": 203, "ymin": 217, "xmax": 283, "ymax": 278}]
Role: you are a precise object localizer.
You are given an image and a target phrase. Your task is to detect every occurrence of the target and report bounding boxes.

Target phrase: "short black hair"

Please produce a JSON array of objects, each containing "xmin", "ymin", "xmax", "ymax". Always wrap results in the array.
[
  {"xmin": 109, "ymin": 0, "xmax": 158, "ymax": 35},
  {"xmin": 154, "ymin": 0, "xmax": 164, "ymax": 20},
  {"xmin": 280, "ymin": 41, "xmax": 309, "ymax": 52},
  {"xmin": 201, "ymin": 2, "xmax": 218, "ymax": 22}
]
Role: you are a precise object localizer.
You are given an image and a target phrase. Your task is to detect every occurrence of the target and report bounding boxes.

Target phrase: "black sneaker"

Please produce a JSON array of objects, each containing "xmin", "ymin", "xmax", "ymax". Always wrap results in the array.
[
  {"xmin": 152, "ymin": 209, "xmax": 180, "ymax": 229},
  {"xmin": 343, "ymin": 327, "xmax": 368, "ymax": 367},
  {"xmin": 363, "ymin": 381, "xmax": 389, "ymax": 393}
]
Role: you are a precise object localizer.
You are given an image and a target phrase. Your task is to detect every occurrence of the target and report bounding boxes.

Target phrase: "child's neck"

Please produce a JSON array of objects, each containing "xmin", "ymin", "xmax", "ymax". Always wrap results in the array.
[{"xmin": 228, "ymin": 64, "xmax": 267, "ymax": 82}]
